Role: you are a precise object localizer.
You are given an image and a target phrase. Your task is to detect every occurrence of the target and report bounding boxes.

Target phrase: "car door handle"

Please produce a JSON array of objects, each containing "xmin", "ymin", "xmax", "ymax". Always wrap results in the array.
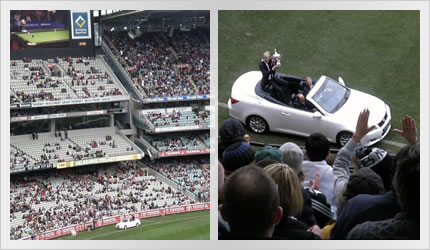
[{"xmin": 281, "ymin": 112, "xmax": 290, "ymax": 116}]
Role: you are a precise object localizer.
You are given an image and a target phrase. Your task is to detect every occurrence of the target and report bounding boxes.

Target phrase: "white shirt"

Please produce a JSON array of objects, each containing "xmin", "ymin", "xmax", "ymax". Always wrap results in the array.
[{"xmin": 302, "ymin": 160, "xmax": 337, "ymax": 211}]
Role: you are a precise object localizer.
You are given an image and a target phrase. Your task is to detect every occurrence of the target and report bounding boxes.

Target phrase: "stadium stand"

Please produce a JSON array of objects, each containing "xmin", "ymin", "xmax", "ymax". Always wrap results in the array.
[
  {"xmin": 10, "ymin": 161, "xmax": 193, "ymax": 240},
  {"xmin": 104, "ymin": 29, "xmax": 209, "ymax": 100},
  {"xmin": 149, "ymin": 158, "xmax": 210, "ymax": 202},
  {"xmin": 134, "ymin": 106, "xmax": 211, "ymax": 133},
  {"xmin": 10, "ymin": 127, "xmax": 142, "ymax": 173},
  {"xmin": 10, "ymin": 56, "xmax": 128, "ymax": 105},
  {"xmin": 9, "ymin": 10, "xmax": 210, "ymax": 240},
  {"xmin": 142, "ymin": 132, "xmax": 210, "ymax": 155}
]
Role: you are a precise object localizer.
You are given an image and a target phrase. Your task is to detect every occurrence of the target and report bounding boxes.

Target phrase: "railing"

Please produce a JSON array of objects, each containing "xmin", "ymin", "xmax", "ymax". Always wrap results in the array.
[{"xmin": 134, "ymin": 137, "xmax": 159, "ymax": 159}]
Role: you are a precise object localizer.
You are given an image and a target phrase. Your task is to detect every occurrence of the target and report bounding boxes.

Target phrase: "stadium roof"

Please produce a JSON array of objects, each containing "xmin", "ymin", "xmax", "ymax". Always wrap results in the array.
[{"xmin": 97, "ymin": 10, "xmax": 209, "ymax": 33}]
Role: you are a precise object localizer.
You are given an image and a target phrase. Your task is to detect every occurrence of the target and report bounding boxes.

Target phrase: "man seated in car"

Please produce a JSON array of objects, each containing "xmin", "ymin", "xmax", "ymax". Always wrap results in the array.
[
  {"xmin": 293, "ymin": 93, "xmax": 313, "ymax": 111},
  {"xmin": 300, "ymin": 76, "xmax": 314, "ymax": 97}
]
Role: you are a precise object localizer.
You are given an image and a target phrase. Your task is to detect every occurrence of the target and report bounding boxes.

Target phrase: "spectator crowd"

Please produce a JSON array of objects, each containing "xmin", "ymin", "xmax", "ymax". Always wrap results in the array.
[
  {"xmin": 105, "ymin": 29, "xmax": 209, "ymax": 99},
  {"xmin": 10, "ymin": 161, "xmax": 194, "ymax": 240},
  {"xmin": 145, "ymin": 132, "xmax": 210, "ymax": 153},
  {"xmin": 218, "ymin": 111, "xmax": 420, "ymax": 240},
  {"xmin": 10, "ymin": 56, "xmax": 126, "ymax": 105},
  {"xmin": 150, "ymin": 158, "xmax": 210, "ymax": 202}
]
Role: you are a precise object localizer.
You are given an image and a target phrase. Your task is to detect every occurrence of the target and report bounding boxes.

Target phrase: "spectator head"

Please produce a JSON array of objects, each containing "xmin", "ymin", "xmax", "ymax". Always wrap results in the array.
[
  {"xmin": 336, "ymin": 167, "xmax": 384, "ymax": 216},
  {"xmin": 218, "ymin": 161, "xmax": 225, "ymax": 202},
  {"xmin": 279, "ymin": 142, "xmax": 304, "ymax": 176},
  {"xmin": 221, "ymin": 166, "xmax": 283, "ymax": 238},
  {"xmin": 254, "ymin": 146, "xmax": 283, "ymax": 163},
  {"xmin": 222, "ymin": 142, "xmax": 256, "ymax": 175},
  {"xmin": 393, "ymin": 142, "xmax": 420, "ymax": 219},
  {"xmin": 264, "ymin": 163, "xmax": 303, "ymax": 217},
  {"xmin": 354, "ymin": 146, "xmax": 394, "ymax": 191},
  {"xmin": 219, "ymin": 118, "xmax": 245, "ymax": 148},
  {"xmin": 255, "ymin": 159, "xmax": 279, "ymax": 168},
  {"xmin": 305, "ymin": 133, "xmax": 330, "ymax": 161}
]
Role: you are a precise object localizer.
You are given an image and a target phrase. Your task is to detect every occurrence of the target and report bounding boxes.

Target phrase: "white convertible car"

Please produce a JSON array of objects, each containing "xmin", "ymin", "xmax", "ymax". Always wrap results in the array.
[
  {"xmin": 228, "ymin": 71, "xmax": 391, "ymax": 147},
  {"xmin": 115, "ymin": 218, "xmax": 141, "ymax": 230}
]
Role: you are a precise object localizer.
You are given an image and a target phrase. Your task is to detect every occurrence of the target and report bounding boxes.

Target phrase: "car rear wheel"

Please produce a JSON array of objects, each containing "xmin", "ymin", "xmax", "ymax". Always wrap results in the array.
[
  {"xmin": 124, "ymin": 225, "xmax": 127, "ymax": 230},
  {"xmin": 337, "ymin": 131, "xmax": 352, "ymax": 147},
  {"xmin": 247, "ymin": 116, "xmax": 269, "ymax": 134}
]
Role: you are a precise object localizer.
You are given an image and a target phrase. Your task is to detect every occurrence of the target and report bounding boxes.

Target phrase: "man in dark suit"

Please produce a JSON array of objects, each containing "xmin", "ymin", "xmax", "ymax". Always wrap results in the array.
[
  {"xmin": 293, "ymin": 93, "xmax": 312, "ymax": 111},
  {"xmin": 259, "ymin": 51, "xmax": 288, "ymax": 103},
  {"xmin": 259, "ymin": 51, "xmax": 276, "ymax": 89},
  {"xmin": 300, "ymin": 76, "xmax": 315, "ymax": 97}
]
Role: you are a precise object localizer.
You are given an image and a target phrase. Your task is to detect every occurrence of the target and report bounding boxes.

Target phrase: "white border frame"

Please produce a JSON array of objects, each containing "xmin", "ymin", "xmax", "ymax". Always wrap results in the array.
[{"xmin": 1, "ymin": 1, "xmax": 429, "ymax": 250}]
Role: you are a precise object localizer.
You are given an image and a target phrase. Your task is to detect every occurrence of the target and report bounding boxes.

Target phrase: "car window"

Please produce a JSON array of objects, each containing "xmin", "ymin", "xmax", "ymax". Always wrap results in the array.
[{"xmin": 311, "ymin": 77, "xmax": 349, "ymax": 113}]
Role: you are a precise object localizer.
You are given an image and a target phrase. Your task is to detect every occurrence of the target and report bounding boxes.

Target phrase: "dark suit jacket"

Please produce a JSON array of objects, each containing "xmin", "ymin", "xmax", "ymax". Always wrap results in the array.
[
  {"xmin": 259, "ymin": 59, "xmax": 275, "ymax": 89},
  {"xmin": 293, "ymin": 100, "xmax": 311, "ymax": 111},
  {"xmin": 300, "ymin": 84, "xmax": 314, "ymax": 97}
]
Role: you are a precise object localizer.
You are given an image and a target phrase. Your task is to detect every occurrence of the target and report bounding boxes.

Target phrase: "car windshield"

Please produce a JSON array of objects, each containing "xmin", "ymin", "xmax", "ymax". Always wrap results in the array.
[{"xmin": 311, "ymin": 77, "xmax": 350, "ymax": 113}]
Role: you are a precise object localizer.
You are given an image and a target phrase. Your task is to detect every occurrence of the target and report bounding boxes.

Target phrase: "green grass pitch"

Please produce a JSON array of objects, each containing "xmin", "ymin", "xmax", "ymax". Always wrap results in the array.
[
  {"xmin": 17, "ymin": 30, "xmax": 69, "ymax": 43},
  {"xmin": 53, "ymin": 210, "xmax": 209, "ymax": 240},
  {"xmin": 218, "ymin": 10, "xmax": 420, "ymax": 153}
]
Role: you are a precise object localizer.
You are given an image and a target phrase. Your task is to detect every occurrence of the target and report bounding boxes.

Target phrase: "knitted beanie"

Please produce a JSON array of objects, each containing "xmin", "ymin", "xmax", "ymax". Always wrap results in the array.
[
  {"xmin": 279, "ymin": 142, "xmax": 304, "ymax": 175},
  {"xmin": 355, "ymin": 146, "xmax": 393, "ymax": 191},
  {"xmin": 219, "ymin": 118, "xmax": 245, "ymax": 147},
  {"xmin": 222, "ymin": 142, "xmax": 256, "ymax": 173},
  {"xmin": 343, "ymin": 167, "xmax": 385, "ymax": 200},
  {"xmin": 254, "ymin": 146, "xmax": 283, "ymax": 163}
]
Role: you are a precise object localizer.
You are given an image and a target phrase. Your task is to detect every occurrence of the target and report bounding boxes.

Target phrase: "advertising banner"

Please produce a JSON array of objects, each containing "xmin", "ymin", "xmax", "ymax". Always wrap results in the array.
[
  {"xmin": 70, "ymin": 10, "xmax": 92, "ymax": 39},
  {"xmin": 159, "ymin": 149, "xmax": 210, "ymax": 157}
]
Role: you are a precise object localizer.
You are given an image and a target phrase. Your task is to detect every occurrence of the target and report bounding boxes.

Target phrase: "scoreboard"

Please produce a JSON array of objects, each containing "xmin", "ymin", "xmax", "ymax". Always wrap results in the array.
[{"xmin": 11, "ymin": 10, "xmax": 95, "ymax": 59}]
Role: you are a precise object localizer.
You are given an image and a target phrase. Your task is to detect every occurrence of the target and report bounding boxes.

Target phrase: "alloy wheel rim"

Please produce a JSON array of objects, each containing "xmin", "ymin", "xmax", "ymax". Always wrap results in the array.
[
  {"xmin": 340, "ymin": 134, "xmax": 351, "ymax": 146},
  {"xmin": 250, "ymin": 117, "xmax": 266, "ymax": 133}
]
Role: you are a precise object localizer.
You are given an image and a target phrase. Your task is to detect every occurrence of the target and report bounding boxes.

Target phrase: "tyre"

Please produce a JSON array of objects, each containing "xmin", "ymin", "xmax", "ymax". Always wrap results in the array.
[
  {"xmin": 124, "ymin": 225, "xmax": 127, "ymax": 230},
  {"xmin": 336, "ymin": 131, "xmax": 353, "ymax": 147},
  {"xmin": 246, "ymin": 115, "xmax": 269, "ymax": 134}
]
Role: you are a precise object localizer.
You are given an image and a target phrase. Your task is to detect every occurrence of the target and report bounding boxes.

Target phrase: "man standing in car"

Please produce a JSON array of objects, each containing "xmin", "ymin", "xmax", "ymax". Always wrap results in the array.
[{"xmin": 259, "ymin": 51, "xmax": 287, "ymax": 103}]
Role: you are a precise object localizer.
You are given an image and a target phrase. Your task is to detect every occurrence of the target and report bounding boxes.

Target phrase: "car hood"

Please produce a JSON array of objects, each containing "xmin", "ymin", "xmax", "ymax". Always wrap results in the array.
[{"xmin": 333, "ymin": 89, "xmax": 387, "ymax": 126}]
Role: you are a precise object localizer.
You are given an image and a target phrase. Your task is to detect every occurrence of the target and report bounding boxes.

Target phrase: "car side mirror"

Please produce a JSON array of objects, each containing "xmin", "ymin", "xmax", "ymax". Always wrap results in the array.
[
  {"xmin": 338, "ymin": 77, "xmax": 345, "ymax": 86},
  {"xmin": 313, "ymin": 111, "xmax": 322, "ymax": 119}
]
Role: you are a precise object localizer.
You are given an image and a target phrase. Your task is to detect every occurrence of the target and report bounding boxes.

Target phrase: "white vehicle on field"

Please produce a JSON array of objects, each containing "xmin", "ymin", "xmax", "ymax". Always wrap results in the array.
[
  {"xmin": 115, "ymin": 218, "xmax": 141, "ymax": 230},
  {"xmin": 228, "ymin": 71, "xmax": 391, "ymax": 147}
]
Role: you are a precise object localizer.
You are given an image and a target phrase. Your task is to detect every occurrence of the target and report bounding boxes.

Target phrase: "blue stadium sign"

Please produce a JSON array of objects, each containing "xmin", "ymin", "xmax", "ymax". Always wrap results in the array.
[{"xmin": 70, "ymin": 10, "xmax": 92, "ymax": 39}]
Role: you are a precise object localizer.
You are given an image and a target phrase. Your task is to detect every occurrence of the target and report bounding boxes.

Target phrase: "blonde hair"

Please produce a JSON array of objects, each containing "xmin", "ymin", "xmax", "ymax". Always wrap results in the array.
[
  {"xmin": 264, "ymin": 163, "xmax": 303, "ymax": 217},
  {"xmin": 263, "ymin": 51, "xmax": 271, "ymax": 59}
]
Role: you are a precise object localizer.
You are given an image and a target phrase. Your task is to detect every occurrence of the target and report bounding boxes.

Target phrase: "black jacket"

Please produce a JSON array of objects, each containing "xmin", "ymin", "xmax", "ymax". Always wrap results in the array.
[
  {"xmin": 330, "ymin": 191, "xmax": 401, "ymax": 240},
  {"xmin": 259, "ymin": 59, "xmax": 275, "ymax": 89},
  {"xmin": 273, "ymin": 216, "xmax": 321, "ymax": 240}
]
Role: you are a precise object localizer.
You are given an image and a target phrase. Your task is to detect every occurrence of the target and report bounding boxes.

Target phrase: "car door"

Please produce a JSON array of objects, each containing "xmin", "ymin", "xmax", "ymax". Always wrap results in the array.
[{"xmin": 277, "ymin": 106, "xmax": 328, "ymax": 137}]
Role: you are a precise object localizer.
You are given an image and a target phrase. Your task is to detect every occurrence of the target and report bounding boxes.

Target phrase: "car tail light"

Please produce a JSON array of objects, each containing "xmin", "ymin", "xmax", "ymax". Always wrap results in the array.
[{"xmin": 230, "ymin": 96, "xmax": 239, "ymax": 104}]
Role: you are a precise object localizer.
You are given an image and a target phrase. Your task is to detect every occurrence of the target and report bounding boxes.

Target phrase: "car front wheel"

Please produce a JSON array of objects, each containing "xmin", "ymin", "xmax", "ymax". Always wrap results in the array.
[
  {"xmin": 247, "ymin": 116, "xmax": 269, "ymax": 134},
  {"xmin": 124, "ymin": 226, "xmax": 127, "ymax": 230},
  {"xmin": 337, "ymin": 131, "xmax": 353, "ymax": 147}
]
